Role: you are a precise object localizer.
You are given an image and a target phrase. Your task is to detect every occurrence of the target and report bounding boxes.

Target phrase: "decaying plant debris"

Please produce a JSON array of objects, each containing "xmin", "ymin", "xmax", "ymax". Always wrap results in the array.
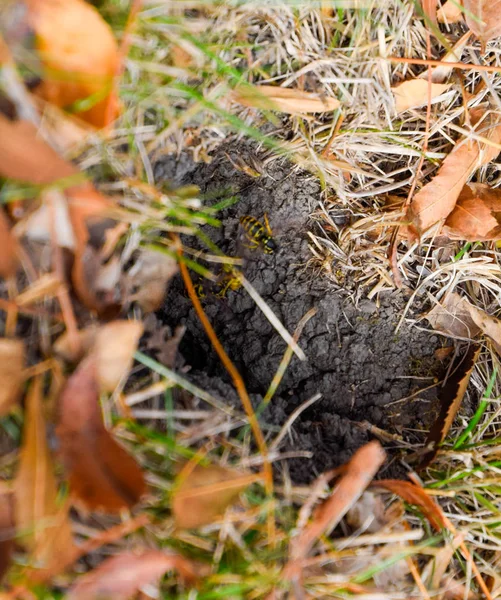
[{"xmin": 0, "ymin": 1, "xmax": 501, "ymax": 599}]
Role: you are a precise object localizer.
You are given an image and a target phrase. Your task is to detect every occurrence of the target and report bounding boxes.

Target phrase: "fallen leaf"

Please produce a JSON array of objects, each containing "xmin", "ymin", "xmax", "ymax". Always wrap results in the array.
[
  {"xmin": 53, "ymin": 324, "xmax": 99, "ymax": 363},
  {"xmin": 463, "ymin": 0, "xmax": 501, "ymax": 45},
  {"xmin": 94, "ymin": 320, "xmax": 143, "ymax": 393},
  {"xmin": 443, "ymin": 183, "xmax": 501, "ymax": 240},
  {"xmin": 345, "ymin": 491, "xmax": 387, "ymax": 533},
  {"xmin": 421, "ymin": 0, "xmax": 438, "ymax": 22},
  {"xmin": 0, "ymin": 113, "xmax": 77, "ymax": 184},
  {"xmin": 0, "ymin": 492, "xmax": 14, "ymax": 582},
  {"xmin": 232, "ymin": 85, "xmax": 340, "ymax": 115},
  {"xmin": 26, "ymin": 0, "xmax": 119, "ymax": 127},
  {"xmin": 393, "ymin": 80, "xmax": 451, "ymax": 113},
  {"xmin": 0, "ymin": 338, "xmax": 25, "ymax": 417},
  {"xmin": 56, "ymin": 356, "xmax": 146, "ymax": 511},
  {"xmin": 16, "ymin": 273, "xmax": 62, "ymax": 306},
  {"xmin": 290, "ymin": 441, "xmax": 386, "ymax": 562},
  {"xmin": 67, "ymin": 550, "xmax": 199, "ymax": 600},
  {"xmin": 172, "ymin": 464, "xmax": 260, "ymax": 529},
  {"xmin": 417, "ymin": 344, "xmax": 480, "ymax": 469},
  {"xmin": 374, "ymin": 480, "xmax": 446, "ymax": 531},
  {"xmin": 438, "ymin": 0, "xmax": 465, "ymax": 23},
  {"xmin": 408, "ymin": 108, "xmax": 501, "ymax": 234},
  {"xmin": 0, "ymin": 209, "xmax": 18, "ymax": 278},
  {"xmin": 14, "ymin": 377, "xmax": 74, "ymax": 569},
  {"xmin": 126, "ymin": 249, "xmax": 179, "ymax": 313},
  {"xmin": 426, "ymin": 292, "xmax": 481, "ymax": 339},
  {"xmin": 465, "ymin": 302, "xmax": 501, "ymax": 354}
]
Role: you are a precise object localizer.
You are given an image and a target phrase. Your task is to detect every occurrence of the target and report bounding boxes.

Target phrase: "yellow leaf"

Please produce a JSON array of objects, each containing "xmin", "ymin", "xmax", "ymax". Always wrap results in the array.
[
  {"xmin": 172, "ymin": 464, "xmax": 261, "ymax": 529},
  {"xmin": 14, "ymin": 377, "xmax": 74, "ymax": 570},
  {"xmin": 0, "ymin": 339, "xmax": 24, "ymax": 417},
  {"xmin": 392, "ymin": 80, "xmax": 451, "ymax": 113}
]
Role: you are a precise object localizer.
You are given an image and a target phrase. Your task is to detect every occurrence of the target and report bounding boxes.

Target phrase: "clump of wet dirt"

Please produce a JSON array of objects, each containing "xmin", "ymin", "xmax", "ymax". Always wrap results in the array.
[{"xmin": 154, "ymin": 143, "xmax": 445, "ymax": 481}]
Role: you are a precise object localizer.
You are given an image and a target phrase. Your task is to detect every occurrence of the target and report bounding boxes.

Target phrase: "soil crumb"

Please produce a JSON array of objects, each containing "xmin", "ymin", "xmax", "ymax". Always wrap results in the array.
[{"xmin": 154, "ymin": 143, "xmax": 443, "ymax": 482}]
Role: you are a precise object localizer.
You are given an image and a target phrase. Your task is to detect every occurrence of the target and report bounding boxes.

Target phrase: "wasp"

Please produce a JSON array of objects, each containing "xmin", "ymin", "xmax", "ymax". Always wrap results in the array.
[{"xmin": 239, "ymin": 214, "xmax": 277, "ymax": 254}]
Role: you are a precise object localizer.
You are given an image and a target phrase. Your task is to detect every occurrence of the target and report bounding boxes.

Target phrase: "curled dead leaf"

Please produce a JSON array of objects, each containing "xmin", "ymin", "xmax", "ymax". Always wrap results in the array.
[
  {"xmin": 14, "ymin": 377, "xmax": 74, "ymax": 570},
  {"xmin": 25, "ymin": 0, "xmax": 119, "ymax": 127},
  {"xmin": 94, "ymin": 320, "xmax": 143, "ymax": 393},
  {"xmin": 463, "ymin": 0, "xmax": 501, "ymax": 45},
  {"xmin": 67, "ymin": 550, "xmax": 200, "ymax": 600},
  {"xmin": 464, "ymin": 302, "xmax": 501, "ymax": 355},
  {"xmin": 172, "ymin": 464, "xmax": 261, "ymax": 529},
  {"xmin": 443, "ymin": 183, "xmax": 501, "ymax": 241},
  {"xmin": 232, "ymin": 84, "xmax": 340, "ymax": 115},
  {"xmin": 0, "ymin": 338, "xmax": 25, "ymax": 417},
  {"xmin": 437, "ymin": 0, "xmax": 464, "ymax": 23},
  {"xmin": 56, "ymin": 356, "xmax": 146, "ymax": 511},
  {"xmin": 417, "ymin": 344, "xmax": 480, "ymax": 469},
  {"xmin": 426, "ymin": 292, "xmax": 481, "ymax": 339},
  {"xmin": 392, "ymin": 80, "xmax": 451, "ymax": 113},
  {"xmin": 0, "ymin": 209, "xmax": 18, "ymax": 278},
  {"xmin": 407, "ymin": 108, "xmax": 501, "ymax": 235},
  {"xmin": 374, "ymin": 480, "xmax": 446, "ymax": 531},
  {"xmin": 0, "ymin": 492, "xmax": 14, "ymax": 582},
  {"xmin": 54, "ymin": 324, "xmax": 99, "ymax": 363}
]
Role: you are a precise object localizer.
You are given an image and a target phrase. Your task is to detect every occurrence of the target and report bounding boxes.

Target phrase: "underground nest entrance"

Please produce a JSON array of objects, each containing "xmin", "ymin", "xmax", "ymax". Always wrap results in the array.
[{"xmin": 154, "ymin": 143, "xmax": 443, "ymax": 482}]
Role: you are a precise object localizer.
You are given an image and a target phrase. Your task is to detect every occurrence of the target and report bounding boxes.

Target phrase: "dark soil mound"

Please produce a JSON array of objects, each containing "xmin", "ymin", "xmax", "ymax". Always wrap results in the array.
[{"xmin": 154, "ymin": 143, "xmax": 444, "ymax": 481}]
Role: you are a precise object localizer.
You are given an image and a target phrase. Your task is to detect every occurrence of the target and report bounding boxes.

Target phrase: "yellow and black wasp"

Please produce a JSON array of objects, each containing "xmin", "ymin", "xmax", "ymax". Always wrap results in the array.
[{"xmin": 239, "ymin": 214, "xmax": 277, "ymax": 254}]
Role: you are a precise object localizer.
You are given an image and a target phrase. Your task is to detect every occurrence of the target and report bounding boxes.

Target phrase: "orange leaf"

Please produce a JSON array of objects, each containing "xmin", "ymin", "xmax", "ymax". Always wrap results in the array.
[
  {"xmin": 67, "ymin": 550, "xmax": 200, "ymax": 600},
  {"xmin": 374, "ymin": 480, "xmax": 446, "ymax": 531},
  {"xmin": 94, "ymin": 320, "xmax": 143, "ymax": 393},
  {"xmin": 463, "ymin": 0, "xmax": 501, "ymax": 45},
  {"xmin": 421, "ymin": 0, "xmax": 438, "ymax": 22},
  {"xmin": 0, "ymin": 338, "xmax": 25, "ymax": 417},
  {"xmin": 417, "ymin": 344, "xmax": 480, "ymax": 469},
  {"xmin": 408, "ymin": 109, "xmax": 501, "ymax": 234},
  {"xmin": 0, "ymin": 492, "xmax": 14, "ymax": 583},
  {"xmin": 232, "ymin": 85, "xmax": 340, "ymax": 115},
  {"xmin": 290, "ymin": 441, "xmax": 386, "ymax": 562},
  {"xmin": 56, "ymin": 356, "xmax": 146, "ymax": 512},
  {"xmin": 14, "ymin": 377, "xmax": 74, "ymax": 570},
  {"xmin": 392, "ymin": 80, "xmax": 451, "ymax": 113},
  {"xmin": 0, "ymin": 209, "xmax": 18, "ymax": 278},
  {"xmin": 438, "ymin": 0, "xmax": 465, "ymax": 23},
  {"xmin": 172, "ymin": 464, "xmax": 260, "ymax": 529},
  {"xmin": 26, "ymin": 0, "xmax": 119, "ymax": 127},
  {"xmin": 443, "ymin": 183, "xmax": 501, "ymax": 240},
  {"xmin": 0, "ymin": 114, "xmax": 77, "ymax": 185}
]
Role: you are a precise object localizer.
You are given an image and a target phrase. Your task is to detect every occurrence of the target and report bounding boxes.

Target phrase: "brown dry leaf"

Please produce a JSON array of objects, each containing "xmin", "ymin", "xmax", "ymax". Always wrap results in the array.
[
  {"xmin": 408, "ymin": 109, "xmax": 501, "ymax": 234},
  {"xmin": 0, "ymin": 209, "xmax": 18, "ymax": 278},
  {"xmin": 14, "ymin": 377, "xmax": 74, "ymax": 569},
  {"xmin": 464, "ymin": 302, "xmax": 501, "ymax": 354},
  {"xmin": 426, "ymin": 292, "xmax": 481, "ymax": 339},
  {"xmin": 0, "ymin": 338, "xmax": 25, "ymax": 417},
  {"xmin": 438, "ymin": 0, "xmax": 465, "ymax": 23},
  {"xmin": 290, "ymin": 441, "xmax": 386, "ymax": 562},
  {"xmin": 421, "ymin": 0, "xmax": 438, "ymax": 21},
  {"xmin": 53, "ymin": 324, "xmax": 99, "ymax": 363},
  {"xmin": 463, "ymin": 0, "xmax": 501, "ymax": 45},
  {"xmin": 393, "ymin": 80, "xmax": 451, "ymax": 113},
  {"xmin": 0, "ymin": 113, "xmax": 77, "ymax": 184},
  {"xmin": 232, "ymin": 85, "xmax": 340, "ymax": 115},
  {"xmin": 0, "ymin": 492, "xmax": 14, "ymax": 582},
  {"xmin": 26, "ymin": 0, "xmax": 119, "ymax": 127},
  {"xmin": 443, "ymin": 183, "xmax": 501, "ymax": 240},
  {"xmin": 374, "ymin": 480, "xmax": 446, "ymax": 531},
  {"xmin": 126, "ymin": 249, "xmax": 179, "ymax": 313},
  {"xmin": 172, "ymin": 464, "xmax": 260, "ymax": 529},
  {"xmin": 56, "ymin": 356, "xmax": 146, "ymax": 511},
  {"xmin": 67, "ymin": 550, "xmax": 199, "ymax": 600},
  {"xmin": 418, "ymin": 344, "xmax": 480, "ymax": 469},
  {"xmin": 16, "ymin": 273, "xmax": 62, "ymax": 306},
  {"xmin": 94, "ymin": 320, "xmax": 143, "ymax": 393}
]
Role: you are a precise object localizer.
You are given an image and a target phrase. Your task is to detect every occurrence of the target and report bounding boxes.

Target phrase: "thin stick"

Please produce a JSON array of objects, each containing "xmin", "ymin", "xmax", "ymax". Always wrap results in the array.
[
  {"xmin": 387, "ymin": 56, "xmax": 501, "ymax": 74},
  {"xmin": 175, "ymin": 239, "xmax": 275, "ymax": 545}
]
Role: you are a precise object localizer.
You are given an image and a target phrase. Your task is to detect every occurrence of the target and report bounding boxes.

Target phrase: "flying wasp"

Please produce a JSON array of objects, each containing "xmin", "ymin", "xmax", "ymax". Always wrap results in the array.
[{"xmin": 239, "ymin": 214, "xmax": 277, "ymax": 254}]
